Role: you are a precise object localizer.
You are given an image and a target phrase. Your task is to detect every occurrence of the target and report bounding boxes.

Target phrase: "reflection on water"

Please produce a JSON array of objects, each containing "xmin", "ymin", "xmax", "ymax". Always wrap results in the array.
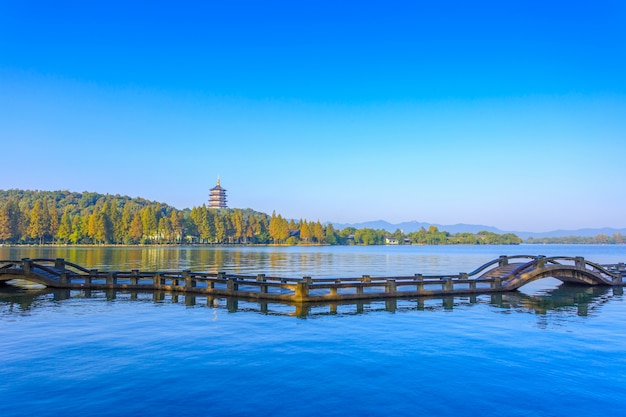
[{"xmin": 1, "ymin": 283, "xmax": 621, "ymax": 320}]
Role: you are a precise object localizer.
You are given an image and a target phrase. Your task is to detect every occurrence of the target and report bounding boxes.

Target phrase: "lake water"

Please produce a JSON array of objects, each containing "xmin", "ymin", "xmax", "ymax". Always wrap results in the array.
[{"xmin": 1, "ymin": 245, "xmax": 626, "ymax": 416}]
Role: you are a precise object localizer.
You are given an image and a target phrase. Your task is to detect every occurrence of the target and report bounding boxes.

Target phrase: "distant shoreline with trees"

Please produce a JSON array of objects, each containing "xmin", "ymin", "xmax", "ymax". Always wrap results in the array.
[{"xmin": 0, "ymin": 189, "xmax": 618, "ymax": 246}]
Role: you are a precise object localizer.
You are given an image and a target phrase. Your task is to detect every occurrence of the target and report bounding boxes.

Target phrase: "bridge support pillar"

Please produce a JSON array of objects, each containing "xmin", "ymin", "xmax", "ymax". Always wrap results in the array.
[
  {"xmin": 257, "ymin": 274, "xmax": 267, "ymax": 293},
  {"xmin": 184, "ymin": 270, "xmax": 195, "ymax": 289},
  {"xmin": 131, "ymin": 270, "xmax": 139, "ymax": 285},
  {"xmin": 498, "ymin": 256, "xmax": 509, "ymax": 267},
  {"xmin": 491, "ymin": 277, "xmax": 502, "ymax": 289},
  {"xmin": 386, "ymin": 279, "xmax": 397, "ymax": 294},
  {"xmin": 444, "ymin": 278, "xmax": 454, "ymax": 291},
  {"xmin": 575, "ymin": 257, "xmax": 586, "ymax": 269},
  {"xmin": 55, "ymin": 258, "xmax": 66, "ymax": 271},
  {"xmin": 227, "ymin": 277, "xmax": 238, "ymax": 291},
  {"xmin": 295, "ymin": 280, "xmax": 310, "ymax": 301},
  {"xmin": 536, "ymin": 256, "xmax": 546, "ymax": 268},
  {"xmin": 357, "ymin": 276, "xmax": 367, "ymax": 294},
  {"xmin": 59, "ymin": 272, "xmax": 68, "ymax": 285},
  {"xmin": 90, "ymin": 269, "xmax": 98, "ymax": 284},
  {"xmin": 22, "ymin": 258, "xmax": 32, "ymax": 274},
  {"xmin": 415, "ymin": 274, "xmax": 424, "ymax": 293},
  {"xmin": 106, "ymin": 272, "xmax": 116, "ymax": 287}
]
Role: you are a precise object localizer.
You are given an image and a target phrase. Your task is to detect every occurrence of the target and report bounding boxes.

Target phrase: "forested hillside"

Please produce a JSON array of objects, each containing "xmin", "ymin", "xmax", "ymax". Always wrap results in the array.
[{"xmin": 0, "ymin": 190, "xmax": 521, "ymax": 246}]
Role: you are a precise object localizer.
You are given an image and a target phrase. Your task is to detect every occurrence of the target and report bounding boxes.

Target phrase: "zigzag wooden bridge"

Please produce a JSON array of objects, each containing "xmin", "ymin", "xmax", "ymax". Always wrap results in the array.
[{"xmin": 1, "ymin": 256, "xmax": 624, "ymax": 303}]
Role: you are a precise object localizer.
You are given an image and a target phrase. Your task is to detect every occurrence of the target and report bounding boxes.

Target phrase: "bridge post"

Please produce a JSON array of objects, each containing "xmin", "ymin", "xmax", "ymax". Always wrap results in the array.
[
  {"xmin": 22, "ymin": 258, "xmax": 32, "ymax": 274},
  {"xmin": 444, "ymin": 277, "xmax": 454, "ymax": 291},
  {"xmin": 131, "ymin": 270, "xmax": 139, "ymax": 285},
  {"xmin": 386, "ymin": 279, "xmax": 397, "ymax": 294},
  {"xmin": 227, "ymin": 276, "xmax": 238, "ymax": 291},
  {"xmin": 491, "ymin": 277, "xmax": 502, "ymax": 289},
  {"xmin": 612, "ymin": 272, "xmax": 623, "ymax": 285},
  {"xmin": 469, "ymin": 280, "xmax": 477, "ymax": 291},
  {"xmin": 184, "ymin": 270, "xmax": 195, "ymax": 289},
  {"xmin": 59, "ymin": 271, "xmax": 68, "ymax": 285},
  {"xmin": 295, "ymin": 279, "xmax": 310, "ymax": 301},
  {"xmin": 54, "ymin": 258, "xmax": 66, "ymax": 271},
  {"xmin": 536, "ymin": 256, "xmax": 546, "ymax": 268},
  {"xmin": 330, "ymin": 279, "xmax": 341, "ymax": 296},
  {"xmin": 257, "ymin": 274, "xmax": 267, "ymax": 293},
  {"xmin": 415, "ymin": 274, "xmax": 424, "ymax": 292},
  {"xmin": 154, "ymin": 273, "xmax": 162, "ymax": 289},
  {"xmin": 498, "ymin": 256, "xmax": 509, "ymax": 267},
  {"xmin": 90, "ymin": 269, "xmax": 99, "ymax": 285},
  {"xmin": 359, "ymin": 275, "xmax": 370, "ymax": 295},
  {"xmin": 106, "ymin": 272, "xmax": 116, "ymax": 287},
  {"xmin": 575, "ymin": 257, "xmax": 586, "ymax": 269}
]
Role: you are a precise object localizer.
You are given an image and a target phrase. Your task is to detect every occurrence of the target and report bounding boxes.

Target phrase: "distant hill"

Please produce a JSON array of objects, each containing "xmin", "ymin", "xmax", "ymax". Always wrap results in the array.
[{"xmin": 328, "ymin": 220, "xmax": 626, "ymax": 239}]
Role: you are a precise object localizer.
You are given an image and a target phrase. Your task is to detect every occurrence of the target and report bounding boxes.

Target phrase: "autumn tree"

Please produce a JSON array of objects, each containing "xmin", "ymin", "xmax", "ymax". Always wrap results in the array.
[
  {"xmin": 299, "ymin": 220, "xmax": 311, "ymax": 243},
  {"xmin": 0, "ymin": 198, "xmax": 20, "ymax": 242},
  {"xmin": 129, "ymin": 212, "xmax": 143, "ymax": 243},
  {"xmin": 311, "ymin": 221, "xmax": 325, "ymax": 243},
  {"xmin": 29, "ymin": 200, "xmax": 49, "ymax": 244},
  {"xmin": 269, "ymin": 212, "xmax": 290, "ymax": 244}
]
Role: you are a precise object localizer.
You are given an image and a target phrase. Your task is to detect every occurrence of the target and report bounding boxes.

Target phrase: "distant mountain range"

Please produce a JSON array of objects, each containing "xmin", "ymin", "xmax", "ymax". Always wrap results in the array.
[{"xmin": 328, "ymin": 220, "xmax": 626, "ymax": 240}]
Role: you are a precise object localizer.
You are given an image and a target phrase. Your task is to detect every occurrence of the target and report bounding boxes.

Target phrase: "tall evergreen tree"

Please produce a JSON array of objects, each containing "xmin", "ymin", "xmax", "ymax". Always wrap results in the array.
[
  {"xmin": 56, "ymin": 208, "xmax": 72, "ymax": 243},
  {"xmin": 29, "ymin": 200, "xmax": 48, "ymax": 244}
]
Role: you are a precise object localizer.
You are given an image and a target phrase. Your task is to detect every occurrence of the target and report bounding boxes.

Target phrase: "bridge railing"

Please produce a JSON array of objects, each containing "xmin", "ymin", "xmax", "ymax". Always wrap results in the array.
[
  {"xmin": 542, "ymin": 256, "xmax": 619, "ymax": 281},
  {"xmin": 3, "ymin": 256, "xmax": 624, "ymax": 301},
  {"xmin": 466, "ymin": 255, "xmax": 540, "ymax": 278}
]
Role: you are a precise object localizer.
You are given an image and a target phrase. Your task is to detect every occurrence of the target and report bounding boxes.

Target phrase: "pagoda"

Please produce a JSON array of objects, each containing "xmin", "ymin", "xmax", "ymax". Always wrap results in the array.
[{"xmin": 208, "ymin": 177, "xmax": 228, "ymax": 209}]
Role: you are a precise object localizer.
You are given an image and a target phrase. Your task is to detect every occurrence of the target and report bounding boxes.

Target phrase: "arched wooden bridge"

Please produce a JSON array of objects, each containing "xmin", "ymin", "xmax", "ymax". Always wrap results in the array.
[{"xmin": 1, "ymin": 255, "xmax": 624, "ymax": 303}]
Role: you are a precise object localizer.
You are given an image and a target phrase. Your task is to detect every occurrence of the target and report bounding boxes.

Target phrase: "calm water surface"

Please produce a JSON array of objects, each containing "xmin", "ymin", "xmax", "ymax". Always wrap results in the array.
[{"xmin": 1, "ymin": 245, "xmax": 625, "ymax": 416}]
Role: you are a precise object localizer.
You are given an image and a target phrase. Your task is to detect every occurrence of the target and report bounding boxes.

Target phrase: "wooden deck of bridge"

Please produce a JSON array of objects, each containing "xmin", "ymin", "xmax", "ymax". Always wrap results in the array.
[{"xmin": 1, "ymin": 256, "xmax": 625, "ymax": 303}]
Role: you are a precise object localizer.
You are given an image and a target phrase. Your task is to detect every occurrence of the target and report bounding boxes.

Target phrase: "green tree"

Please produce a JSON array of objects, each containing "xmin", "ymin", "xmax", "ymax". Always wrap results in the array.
[
  {"xmin": 141, "ymin": 206, "xmax": 158, "ymax": 242},
  {"xmin": 47, "ymin": 201, "xmax": 59, "ymax": 242},
  {"xmin": 170, "ymin": 210, "xmax": 183, "ymax": 243},
  {"xmin": 56, "ymin": 208, "xmax": 72, "ymax": 243},
  {"xmin": 158, "ymin": 216, "xmax": 173, "ymax": 243},
  {"xmin": 324, "ymin": 223, "xmax": 338, "ymax": 245},
  {"xmin": 69, "ymin": 215, "xmax": 86, "ymax": 244}
]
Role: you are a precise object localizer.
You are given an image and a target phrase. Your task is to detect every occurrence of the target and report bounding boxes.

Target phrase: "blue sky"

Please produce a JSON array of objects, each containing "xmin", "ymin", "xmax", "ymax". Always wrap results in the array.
[{"xmin": 1, "ymin": 1, "xmax": 625, "ymax": 232}]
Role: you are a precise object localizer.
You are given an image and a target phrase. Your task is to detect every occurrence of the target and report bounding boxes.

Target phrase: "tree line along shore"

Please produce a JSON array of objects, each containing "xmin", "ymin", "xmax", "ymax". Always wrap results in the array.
[{"xmin": 0, "ymin": 189, "xmax": 554, "ymax": 247}]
